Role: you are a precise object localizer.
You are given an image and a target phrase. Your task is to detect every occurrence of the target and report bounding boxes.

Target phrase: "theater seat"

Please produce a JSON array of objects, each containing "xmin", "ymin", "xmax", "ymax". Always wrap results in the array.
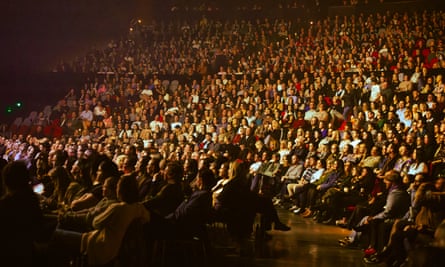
[{"xmin": 72, "ymin": 218, "xmax": 148, "ymax": 267}]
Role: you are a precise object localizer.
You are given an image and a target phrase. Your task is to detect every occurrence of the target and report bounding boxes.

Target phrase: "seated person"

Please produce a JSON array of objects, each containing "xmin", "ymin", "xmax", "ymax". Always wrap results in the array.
[
  {"xmin": 0, "ymin": 161, "xmax": 44, "ymax": 267},
  {"xmin": 142, "ymin": 160, "xmax": 184, "ymax": 218},
  {"xmin": 40, "ymin": 166, "xmax": 72, "ymax": 212},
  {"xmin": 215, "ymin": 160, "xmax": 290, "ymax": 241},
  {"xmin": 70, "ymin": 158, "xmax": 120, "ymax": 211},
  {"xmin": 316, "ymin": 165, "xmax": 375, "ymax": 224},
  {"xmin": 339, "ymin": 171, "xmax": 410, "ymax": 250},
  {"xmin": 274, "ymin": 154, "xmax": 304, "ymax": 205},
  {"xmin": 157, "ymin": 168, "xmax": 217, "ymax": 239},
  {"xmin": 58, "ymin": 176, "xmax": 120, "ymax": 232},
  {"xmin": 48, "ymin": 174, "xmax": 150, "ymax": 266},
  {"xmin": 404, "ymin": 219, "xmax": 445, "ymax": 267},
  {"xmin": 364, "ymin": 176, "xmax": 445, "ymax": 265},
  {"xmin": 250, "ymin": 153, "xmax": 281, "ymax": 197}
]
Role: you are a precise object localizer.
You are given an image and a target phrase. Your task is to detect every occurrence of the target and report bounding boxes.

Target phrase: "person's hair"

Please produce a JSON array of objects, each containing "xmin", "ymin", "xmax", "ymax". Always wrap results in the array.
[
  {"xmin": 413, "ymin": 147, "xmax": 426, "ymax": 163},
  {"xmin": 124, "ymin": 157, "xmax": 137, "ymax": 172},
  {"xmin": 97, "ymin": 158, "xmax": 120, "ymax": 184},
  {"xmin": 2, "ymin": 161, "xmax": 31, "ymax": 193},
  {"xmin": 335, "ymin": 159, "xmax": 344, "ymax": 173},
  {"xmin": 74, "ymin": 158, "xmax": 93, "ymax": 189},
  {"xmin": 103, "ymin": 176, "xmax": 120, "ymax": 200},
  {"xmin": 165, "ymin": 161, "xmax": 184, "ymax": 182},
  {"xmin": 198, "ymin": 167, "xmax": 216, "ymax": 190},
  {"xmin": 48, "ymin": 166, "xmax": 72, "ymax": 202},
  {"xmin": 137, "ymin": 156, "xmax": 150, "ymax": 176},
  {"xmin": 319, "ymin": 158, "xmax": 327, "ymax": 169},
  {"xmin": 149, "ymin": 158, "xmax": 161, "ymax": 175},
  {"xmin": 117, "ymin": 173, "xmax": 139, "ymax": 204},
  {"xmin": 53, "ymin": 150, "xmax": 68, "ymax": 167}
]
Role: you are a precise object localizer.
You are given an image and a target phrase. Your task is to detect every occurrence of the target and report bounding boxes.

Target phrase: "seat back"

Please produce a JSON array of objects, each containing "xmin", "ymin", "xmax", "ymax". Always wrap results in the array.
[
  {"xmin": 115, "ymin": 218, "xmax": 148, "ymax": 267},
  {"xmin": 42, "ymin": 105, "xmax": 52, "ymax": 118},
  {"xmin": 169, "ymin": 80, "xmax": 179, "ymax": 94},
  {"xmin": 161, "ymin": 79, "xmax": 170, "ymax": 90},
  {"xmin": 28, "ymin": 111, "xmax": 38, "ymax": 123},
  {"xmin": 9, "ymin": 117, "xmax": 23, "ymax": 134}
]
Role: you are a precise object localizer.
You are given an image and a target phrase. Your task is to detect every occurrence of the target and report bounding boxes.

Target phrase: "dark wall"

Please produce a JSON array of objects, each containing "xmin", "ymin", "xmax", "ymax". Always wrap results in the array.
[
  {"xmin": 0, "ymin": 0, "xmax": 149, "ymax": 124},
  {"xmin": 3, "ymin": 0, "xmax": 138, "ymax": 72}
]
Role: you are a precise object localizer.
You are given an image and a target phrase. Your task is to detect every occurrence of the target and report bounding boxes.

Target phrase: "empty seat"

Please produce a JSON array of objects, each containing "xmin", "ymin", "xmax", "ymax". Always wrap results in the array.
[
  {"xmin": 28, "ymin": 111, "xmax": 38, "ymax": 124},
  {"xmin": 18, "ymin": 118, "xmax": 32, "ymax": 135},
  {"xmin": 169, "ymin": 80, "xmax": 179, "ymax": 94},
  {"xmin": 162, "ymin": 79, "xmax": 170, "ymax": 90},
  {"xmin": 42, "ymin": 105, "xmax": 52, "ymax": 118},
  {"xmin": 8, "ymin": 117, "xmax": 23, "ymax": 135}
]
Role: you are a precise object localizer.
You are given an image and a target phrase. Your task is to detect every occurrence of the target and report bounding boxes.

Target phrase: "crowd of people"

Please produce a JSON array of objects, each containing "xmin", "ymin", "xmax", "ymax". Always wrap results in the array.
[{"xmin": 1, "ymin": 4, "xmax": 445, "ymax": 267}]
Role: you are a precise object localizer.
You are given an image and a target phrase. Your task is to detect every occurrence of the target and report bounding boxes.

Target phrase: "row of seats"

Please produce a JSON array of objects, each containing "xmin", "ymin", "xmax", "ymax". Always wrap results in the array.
[{"xmin": 8, "ymin": 104, "xmax": 53, "ymax": 136}]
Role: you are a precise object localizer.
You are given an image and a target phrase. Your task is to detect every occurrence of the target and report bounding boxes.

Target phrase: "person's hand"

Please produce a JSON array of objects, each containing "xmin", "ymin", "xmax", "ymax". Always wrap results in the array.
[
  {"xmin": 365, "ymin": 216, "xmax": 373, "ymax": 224},
  {"xmin": 403, "ymin": 224, "xmax": 415, "ymax": 232}
]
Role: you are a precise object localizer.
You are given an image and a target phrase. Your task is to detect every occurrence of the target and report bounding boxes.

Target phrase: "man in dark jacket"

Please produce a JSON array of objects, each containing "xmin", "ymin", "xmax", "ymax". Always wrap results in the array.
[
  {"xmin": 143, "ymin": 161, "xmax": 184, "ymax": 217},
  {"xmin": 165, "ymin": 168, "xmax": 216, "ymax": 238}
]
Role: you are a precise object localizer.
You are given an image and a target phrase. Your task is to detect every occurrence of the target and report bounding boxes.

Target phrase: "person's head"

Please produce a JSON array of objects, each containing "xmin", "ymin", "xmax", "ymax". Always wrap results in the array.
[
  {"xmin": 147, "ymin": 157, "xmax": 161, "ymax": 175},
  {"xmin": 370, "ymin": 146, "xmax": 381, "ymax": 157},
  {"xmin": 435, "ymin": 176, "xmax": 445, "ymax": 192},
  {"xmin": 411, "ymin": 174, "xmax": 425, "ymax": 190},
  {"xmin": 123, "ymin": 157, "xmax": 137, "ymax": 174},
  {"xmin": 271, "ymin": 153, "xmax": 280, "ymax": 162},
  {"xmin": 48, "ymin": 166, "xmax": 72, "ymax": 193},
  {"xmin": 398, "ymin": 143, "xmax": 410, "ymax": 157},
  {"xmin": 290, "ymin": 154, "xmax": 299, "ymax": 165},
  {"xmin": 412, "ymin": 148, "xmax": 425, "ymax": 163},
  {"xmin": 361, "ymin": 166, "xmax": 372, "ymax": 177},
  {"xmin": 332, "ymin": 159, "xmax": 344, "ymax": 172},
  {"xmin": 102, "ymin": 176, "xmax": 119, "ymax": 200},
  {"xmin": 96, "ymin": 158, "xmax": 119, "ymax": 184},
  {"xmin": 316, "ymin": 159, "xmax": 326, "ymax": 170},
  {"xmin": 164, "ymin": 161, "xmax": 184, "ymax": 183},
  {"xmin": 383, "ymin": 170, "xmax": 402, "ymax": 188},
  {"xmin": 117, "ymin": 174, "xmax": 139, "ymax": 204},
  {"xmin": 386, "ymin": 143, "xmax": 398, "ymax": 156},
  {"xmin": 2, "ymin": 161, "xmax": 30, "ymax": 194},
  {"xmin": 196, "ymin": 168, "xmax": 216, "ymax": 191},
  {"xmin": 135, "ymin": 156, "xmax": 150, "ymax": 174},
  {"xmin": 52, "ymin": 150, "xmax": 68, "ymax": 167},
  {"xmin": 343, "ymin": 144, "xmax": 353, "ymax": 154},
  {"xmin": 228, "ymin": 160, "xmax": 245, "ymax": 180},
  {"xmin": 218, "ymin": 162, "xmax": 230, "ymax": 179}
]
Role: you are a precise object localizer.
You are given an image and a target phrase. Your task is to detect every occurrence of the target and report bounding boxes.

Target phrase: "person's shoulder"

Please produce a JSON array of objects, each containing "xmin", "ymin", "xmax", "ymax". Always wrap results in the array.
[{"xmin": 109, "ymin": 202, "xmax": 125, "ymax": 209}]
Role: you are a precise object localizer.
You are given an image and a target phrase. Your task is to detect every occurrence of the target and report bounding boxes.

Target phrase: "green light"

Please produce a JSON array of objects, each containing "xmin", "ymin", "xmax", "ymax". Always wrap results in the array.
[
  {"xmin": 6, "ymin": 106, "xmax": 13, "ymax": 113},
  {"xmin": 16, "ymin": 102, "xmax": 22, "ymax": 108}
]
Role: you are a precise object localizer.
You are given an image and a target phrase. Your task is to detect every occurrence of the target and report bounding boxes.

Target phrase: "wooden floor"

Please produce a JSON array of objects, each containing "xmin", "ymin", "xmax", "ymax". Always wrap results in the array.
[{"xmin": 211, "ymin": 207, "xmax": 371, "ymax": 267}]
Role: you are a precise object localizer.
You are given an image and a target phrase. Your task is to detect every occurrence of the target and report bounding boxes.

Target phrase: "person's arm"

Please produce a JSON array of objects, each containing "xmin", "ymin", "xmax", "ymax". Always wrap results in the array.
[
  {"xmin": 167, "ymin": 191, "xmax": 211, "ymax": 224},
  {"xmin": 318, "ymin": 173, "xmax": 339, "ymax": 191},
  {"xmin": 373, "ymin": 190, "xmax": 408, "ymax": 220},
  {"xmin": 285, "ymin": 165, "xmax": 303, "ymax": 181},
  {"xmin": 92, "ymin": 203, "xmax": 119, "ymax": 229},
  {"xmin": 70, "ymin": 193, "xmax": 100, "ymax": 211}
]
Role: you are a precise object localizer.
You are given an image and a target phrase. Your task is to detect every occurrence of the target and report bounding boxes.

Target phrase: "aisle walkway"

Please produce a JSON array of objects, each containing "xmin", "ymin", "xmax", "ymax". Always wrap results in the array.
[{"xmin": 214, "ymin": 207, "xmax": 373, "ymax": 267}]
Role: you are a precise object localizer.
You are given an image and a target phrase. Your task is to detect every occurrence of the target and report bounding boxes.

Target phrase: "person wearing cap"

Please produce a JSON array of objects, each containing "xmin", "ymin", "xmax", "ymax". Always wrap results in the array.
[
  {"xmin": 339, "ymin": 170, "xmax": 410, "ymax": 251},
  {"xmin": 365, "ymin": 176, "xmax": 445, "ymax": 265}
]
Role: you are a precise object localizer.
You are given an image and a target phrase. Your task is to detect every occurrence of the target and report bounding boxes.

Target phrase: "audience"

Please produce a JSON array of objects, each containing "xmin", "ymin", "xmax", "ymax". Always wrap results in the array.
[{"xmin": 1, "ymin": 3, "xmax": 445, "ymax": 266}]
